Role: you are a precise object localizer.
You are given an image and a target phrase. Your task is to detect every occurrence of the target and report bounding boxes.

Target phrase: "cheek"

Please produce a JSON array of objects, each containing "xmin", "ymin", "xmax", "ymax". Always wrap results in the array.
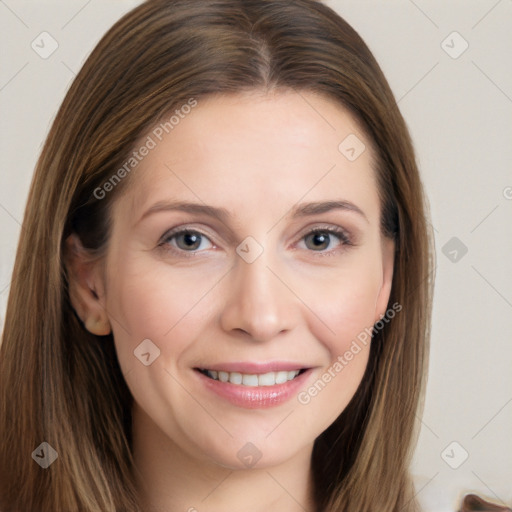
[
  {"xmin": 293, "ymin": 268, "xmax": 379, "ymax": 429},
  {"xmin": 104, "ymin": 252, "xmax": 223, "ymax": 374},
  {"xmin": 296, "ymin": 253, "xmax": 383, "ymax": 358},
  {"xmin": 103, "ymin": 256, "xmax": 222, "ymax": 435}
]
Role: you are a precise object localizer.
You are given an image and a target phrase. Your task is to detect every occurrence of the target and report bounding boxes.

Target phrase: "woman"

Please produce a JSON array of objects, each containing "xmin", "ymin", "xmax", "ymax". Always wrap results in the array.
[{"xmin": 0, "ymin": 1, "xmax": 434, "ymax": 510}]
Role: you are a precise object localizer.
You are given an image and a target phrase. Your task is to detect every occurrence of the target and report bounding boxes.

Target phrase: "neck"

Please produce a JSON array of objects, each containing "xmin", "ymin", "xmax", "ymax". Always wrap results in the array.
[{"xmin": 131, "ymin": 404, "xmax": 315, "ymax": 512}]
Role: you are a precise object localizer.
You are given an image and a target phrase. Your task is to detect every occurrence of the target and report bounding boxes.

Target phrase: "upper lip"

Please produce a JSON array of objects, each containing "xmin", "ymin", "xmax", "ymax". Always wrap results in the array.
[{"xmin": 195, "ymin": 361, "xmax": 310, "ymax": 374}]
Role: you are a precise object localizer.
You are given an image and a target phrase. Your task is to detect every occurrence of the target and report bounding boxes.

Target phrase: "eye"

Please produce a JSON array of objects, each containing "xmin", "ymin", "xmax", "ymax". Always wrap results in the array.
[
  {"xmin": 298, "ymin": 228, "xmax": 352, "ymax": 252},
  {"xmin": 160, "ymin": 229, "xmax": 214, "ymax": 252}
]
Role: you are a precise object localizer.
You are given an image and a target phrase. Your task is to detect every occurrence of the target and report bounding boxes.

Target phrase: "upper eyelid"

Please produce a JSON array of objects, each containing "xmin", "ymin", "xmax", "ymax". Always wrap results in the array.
[
  {"xmin": 160, "ymin": 225, "xmax": 216, "ymax": 243},
  {"xmin": 295, "ymin": 223, "xmax": 350, "ymax": 237},
  {"xmin": 294, "ymin": 223, "xmax": 353, "ymax": 244},
  {"xmin": 160, "ymin": 221, "xmax": 237, "ymax": 247}
]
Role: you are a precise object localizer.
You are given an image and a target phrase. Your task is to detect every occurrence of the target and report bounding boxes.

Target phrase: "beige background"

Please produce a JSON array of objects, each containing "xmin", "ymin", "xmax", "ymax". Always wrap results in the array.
[{"xmin": 1, "ymin": 1, "xmax": 511, "ymax": 510}]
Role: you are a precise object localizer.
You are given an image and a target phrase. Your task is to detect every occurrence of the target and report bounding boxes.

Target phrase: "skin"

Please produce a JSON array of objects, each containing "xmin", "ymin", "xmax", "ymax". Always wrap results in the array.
[{"xmin": 66, "ymin": 90, "xmax": 394, "ymax": 511}]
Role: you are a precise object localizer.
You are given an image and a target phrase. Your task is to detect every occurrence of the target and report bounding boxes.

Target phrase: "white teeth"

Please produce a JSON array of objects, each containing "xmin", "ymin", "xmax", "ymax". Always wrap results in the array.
[
  {"xmin": 242, "ymin": 374, "xmax": 259, "ymax": 386},
  {"xmin": 230, "ymin": 372, "xmax": 242, "ymax": 385},
  {"xmin": 288, "ymin": 370, "xmax": 298, "ymax": 381},
  {"xmin": 205, "ymin": 369, "xmax": 301, "ymax": 386},
  {"xmin": 275, "ymin": 371, "xmax": 289, "ymax": 384},
  {"xmin": 258, "ymin": 372, "xmax": 276, "ymax": 386}
]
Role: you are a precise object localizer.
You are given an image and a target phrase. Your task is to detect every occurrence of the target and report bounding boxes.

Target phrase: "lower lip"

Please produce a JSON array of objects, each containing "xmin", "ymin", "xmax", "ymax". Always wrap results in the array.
[{"xmin": 195, "ymin": 369, "xmax": 312, "ymax": 409}]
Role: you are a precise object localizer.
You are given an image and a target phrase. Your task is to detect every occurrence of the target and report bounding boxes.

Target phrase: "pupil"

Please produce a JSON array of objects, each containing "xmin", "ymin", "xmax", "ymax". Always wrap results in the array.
[
  {"xmin": 309, "ymin": 232, "xmax": 329, "ymax": 250},
  {"xmin": 182, "ymin": 232, "xmax": 200, "ymax": 249}
]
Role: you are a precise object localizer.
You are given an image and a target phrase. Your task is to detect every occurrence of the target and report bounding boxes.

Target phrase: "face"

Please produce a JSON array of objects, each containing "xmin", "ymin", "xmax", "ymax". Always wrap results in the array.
[{"xmin": 70, "ymin": 90, "xmax": 394, "ymax": 471}]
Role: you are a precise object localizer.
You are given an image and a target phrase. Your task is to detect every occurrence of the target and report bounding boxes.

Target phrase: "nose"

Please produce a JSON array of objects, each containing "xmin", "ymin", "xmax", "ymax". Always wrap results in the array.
[{"xmin": 219, "ymin": 253, "xmax": 297, "ymax": 343}]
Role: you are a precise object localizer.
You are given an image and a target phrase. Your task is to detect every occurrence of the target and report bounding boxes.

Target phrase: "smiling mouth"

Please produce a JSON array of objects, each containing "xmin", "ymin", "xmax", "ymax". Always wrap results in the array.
[{"xmin": 196, "ymin": 368, "xmax": 307, "ymax": 387}]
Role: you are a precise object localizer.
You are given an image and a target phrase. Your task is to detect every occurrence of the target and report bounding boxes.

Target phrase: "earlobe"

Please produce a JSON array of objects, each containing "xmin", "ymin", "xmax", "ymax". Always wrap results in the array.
[
  {"xmin": 84, "ymin": 315, "xmax": 112, "ymax": 336},
  {"xmin": 64, "ymin": 234, "xmax": 112, "ymax": 336}
]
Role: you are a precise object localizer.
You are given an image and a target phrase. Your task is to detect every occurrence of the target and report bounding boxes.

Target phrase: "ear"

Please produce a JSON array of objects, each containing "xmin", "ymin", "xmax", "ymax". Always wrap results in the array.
[
  {"xmin": 373, "ymin": 236, "xmax": 395, "ymax": 323},
  {"xmin": 63, "ymin": 233, "xmax": 112, "ymax": 336}
]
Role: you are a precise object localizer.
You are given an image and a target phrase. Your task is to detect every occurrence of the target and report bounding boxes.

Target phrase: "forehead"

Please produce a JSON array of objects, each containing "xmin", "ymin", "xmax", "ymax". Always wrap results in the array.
[{"xmin": 118, "ymin": 90, "xmax": 379, "ymax": 224}]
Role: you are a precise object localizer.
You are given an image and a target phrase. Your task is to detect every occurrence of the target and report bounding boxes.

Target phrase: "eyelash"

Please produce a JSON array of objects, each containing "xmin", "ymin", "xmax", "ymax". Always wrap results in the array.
[
  {"xmin": 157, "ymin": 225, "xmax": 354, "ymax": 258},
  {"xmin": 299, "ymin": 227, "xmax": 353, "ymax": 256}
]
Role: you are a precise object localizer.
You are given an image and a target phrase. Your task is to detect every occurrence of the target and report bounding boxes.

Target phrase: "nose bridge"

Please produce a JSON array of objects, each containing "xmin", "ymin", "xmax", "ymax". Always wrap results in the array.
[{"xmin": 220, "ymin": 249, "xmax": 294, "ymax": 341}]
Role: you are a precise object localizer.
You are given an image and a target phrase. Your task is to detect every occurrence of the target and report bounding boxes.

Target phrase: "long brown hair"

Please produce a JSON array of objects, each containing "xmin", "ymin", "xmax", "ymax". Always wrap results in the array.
[{"xmin": 0, "ymin": 1, "xmax": 434, "ymax": 510}]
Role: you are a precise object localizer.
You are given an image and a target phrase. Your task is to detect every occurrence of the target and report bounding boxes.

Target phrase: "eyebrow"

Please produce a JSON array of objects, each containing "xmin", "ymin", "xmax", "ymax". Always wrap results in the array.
[
  {"xmin": 138, "ymin": 199, "xmax": 368, "ymax": 224},
  {"xmin": 291, "ymin": 200, "xmax": 368, "ymax": 223}
]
